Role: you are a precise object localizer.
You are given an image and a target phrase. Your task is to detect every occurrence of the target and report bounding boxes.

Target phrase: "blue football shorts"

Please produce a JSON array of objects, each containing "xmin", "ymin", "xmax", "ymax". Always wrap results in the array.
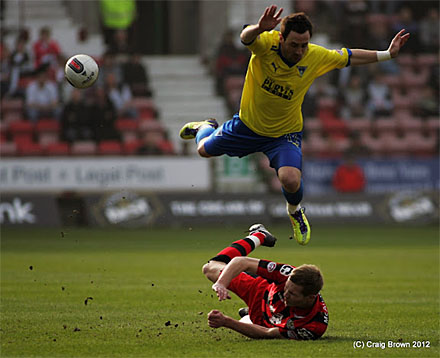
[{"xmin": 203, "ymin": 114, "xmax": 303, "ymax": 171}]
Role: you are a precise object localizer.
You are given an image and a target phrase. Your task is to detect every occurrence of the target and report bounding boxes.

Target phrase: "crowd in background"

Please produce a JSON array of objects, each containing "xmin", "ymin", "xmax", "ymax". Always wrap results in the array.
[
  {"xmin": 210, "ymin": 0, "xmax": 438, "ymax": 193},
  {"xmin": 0, "ymin": 5, "xmax": 173, "ymax": 156},
  {"xmin": 0, "ymin": 0, "xmax": 439, "ymax": 191}
]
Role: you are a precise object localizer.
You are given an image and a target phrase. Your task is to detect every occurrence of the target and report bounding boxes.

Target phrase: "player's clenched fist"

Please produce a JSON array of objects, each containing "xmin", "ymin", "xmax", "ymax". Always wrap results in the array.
[{"xmin": 208, "ymin": 310, "xmax": 227, "ymax": 328}]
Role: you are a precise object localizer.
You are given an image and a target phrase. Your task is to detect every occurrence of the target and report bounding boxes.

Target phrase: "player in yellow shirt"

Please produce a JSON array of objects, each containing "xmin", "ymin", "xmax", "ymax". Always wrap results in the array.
[{"xmin": 180, "ymin": 5, "xmax": 409, "ymax": 245}]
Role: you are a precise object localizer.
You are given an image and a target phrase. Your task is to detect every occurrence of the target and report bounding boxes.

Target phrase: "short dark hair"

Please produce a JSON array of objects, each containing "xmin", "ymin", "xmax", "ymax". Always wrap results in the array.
[
  {"xmin": 280, "ymin": 12, "xmax": 313, "ymax": 39},
  {"xmin": 289, "ymin": 264, "xmax": 323, "ymax": 296}
]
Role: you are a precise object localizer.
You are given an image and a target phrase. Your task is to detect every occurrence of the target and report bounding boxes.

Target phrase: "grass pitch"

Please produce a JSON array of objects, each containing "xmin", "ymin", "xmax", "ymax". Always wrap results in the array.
[{"xmin": 1, "ymin": 224, "xmax": 439, "ymax": 357}]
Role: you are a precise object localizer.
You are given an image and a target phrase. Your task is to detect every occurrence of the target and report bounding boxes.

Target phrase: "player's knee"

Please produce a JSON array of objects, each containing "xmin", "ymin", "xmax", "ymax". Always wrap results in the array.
[
  {"xmin": 279, "ymin": 174, "xmax": 300, "ymax": 193},
  {"xmin": 202, "ymin": 261, "xmax": 221, "ymax": 282},
  {"xmin": 197, "ymin": 144, "xmax": 211, "ymax": 158},
  {"xmin": 202, "ymin": 262, "xmax": 211, "ymax": 277}
]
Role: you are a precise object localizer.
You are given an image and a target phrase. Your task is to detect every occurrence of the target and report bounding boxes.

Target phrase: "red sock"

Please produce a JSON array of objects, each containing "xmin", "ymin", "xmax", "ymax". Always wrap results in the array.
[{"xmin": 210, "ymin": 233, "xmax": 265, "ymax": 263}]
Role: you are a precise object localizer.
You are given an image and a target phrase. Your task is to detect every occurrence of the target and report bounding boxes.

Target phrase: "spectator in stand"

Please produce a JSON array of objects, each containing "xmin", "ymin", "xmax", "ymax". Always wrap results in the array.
[
  {"xmin": 32, "ymin": 26, "xmax": 61, "ymax": 69},
  {"xmin": 105, "ymin": 72, "xmax": 138, "ymax": 118},
  {"xmin": 332, "ymin": 152, "xmax": 366, "ymax": 193},
  {"xmin": 365, "ymin": 70, "xmax": 393, "ymax": 118},
  {"xmin": 122, "ymin": 53, "xmax": 152, "ymax": 97},
  {"xmin": 341, "ymin": 0, "xmax": 369, "ymax": 48},
  {"xmin": 419, "ymin": 7, "xmax": 439, "ymax": 53},
  {"xmin": 25, "ymin": 64, "xmax": 60, "ymax": 122},
  {"xmin": 367, "ymin": 21, "xmax": 399, "ymax": 75},
  {"xmin": 61, "ymin": 89, "xmax": 94, "ymax": 142},
  {"xmin": 96, "ymin": 51, "xmax": 123, "ymax": 88},
  {"xmin": 413, "ymin": 86, "xmax": 439, "ymax": 118},
  {"xmin": 108, "ymin": 29, "xmax": 133, "ymax": 60},
  {"xmin": 340, "ymin": 74, "xmax": 366, "ymax": 119},
  {"xmin": 88, "ymin": 87, "xmax": 120, "ymax": 142},
  {"xmin": 391, "ymin": 6, "xmax": 419, "ymax": 53},
  {"xmin": 0, "ymin": 41, "xmax": 11, "ymax": 99},
  {"xmin": 214, "ymin": 29, "xmax": 250, "ymax": 94},
  {"xmin": 8, "ymin": 34, "xmax": 32, "ymax": 98},
  {"xmin": 100, "ymin": 0, "xmax": 136, "ymax": 51}
]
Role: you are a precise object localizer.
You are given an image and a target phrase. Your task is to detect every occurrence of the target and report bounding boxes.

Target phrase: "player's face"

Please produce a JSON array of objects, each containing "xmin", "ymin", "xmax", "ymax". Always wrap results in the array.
[
  {"xmin": 283, "ymin": 280, "xmax": 315, "ymax": 308},
  {"xmin": 279, "ymin": 30, "xmax": 310, "ymax": 64}
]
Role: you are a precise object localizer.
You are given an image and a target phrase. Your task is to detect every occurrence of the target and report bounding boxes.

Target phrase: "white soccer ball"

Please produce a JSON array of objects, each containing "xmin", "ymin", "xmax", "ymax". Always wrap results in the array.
[{"xmin": 65, "ymin": 54, "xmax": 99, "ymax": 89}]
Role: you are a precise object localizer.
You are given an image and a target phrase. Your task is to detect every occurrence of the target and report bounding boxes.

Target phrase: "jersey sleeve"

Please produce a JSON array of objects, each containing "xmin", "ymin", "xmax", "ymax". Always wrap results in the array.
[
  {"xmin": 257, "ymin": 259, "xmax": 295, "ymax": 283},
  {"xmin": 244, "ymin": 30, "xmax": 277, "ymax": 56},
  {"xmin": 280, "ymin": 312, "xmax": 329, "ymax": 340},
  {"xmin": 314, "ymin": 46, "xmax": 351, "ymax": 77}
]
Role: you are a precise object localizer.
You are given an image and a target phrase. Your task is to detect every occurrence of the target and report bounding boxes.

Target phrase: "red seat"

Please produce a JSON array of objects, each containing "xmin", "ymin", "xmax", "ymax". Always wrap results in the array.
[
  {"xmin": 0, "ymin": 141, "xmax": 17, "ymax": 156},
  {"xmin": 132, "ymin": 97, "xmax": 156, "ymax": 119},
  {"xmin": 123, "ymin": 139, "xmax": 142, "ymax": 155},
  {"xmin": 70, "ymin": 141, "xmax": 97, "ymax": 156},
  {"xmin": 157, "ymin": 140, "xmax": 175, "ymax": 155},
  {"xmin": 223, "ymin": 75, "xmax": 245, "ymax": 92},
  {"xmin": 397, "ymin": 116, "xmax": 422, "ymax": 132},
  {"xmin": 17, "ymin": 141, "xmax": 43, "ymax": 156},
  {"xmin": 9, "ymin": 120, "xmax": 34, "ymax": 144},
  {"xmin": 373, "ymin": 118, "xmax": 397, "ymax": 133},
  {"xmin": 346, "ymin": 118, "xmax": 371, "ymax": 133},
  {"xmin": 116, "ymin": 118, "xmax": 139, "ymax": 142},
  {"xmin": 425, "ymin": 117, "xmax": 440, "ymax": 132},
  {"xmin": 1, "ymin": 98, "xmax": 24, "ymax": 114},
  {"xmin": 404, "ymin": 132, "xmax": 438, "ymax": 156},
  {"xmin": 36, "ymin": 118, "xmax": 60, "ymax": 145},
  {"xmin": 98, "ymin": 140, "xmax": 122, "ymax": 155},
  {"xmin": 138, "ymin": 119, "xmax": 164, "ymax": 133},
  {"xmin": 417, "ymin": 54, "xmax": 438, "ymax": 67},
  {"xmin": 45, "ymin": 142, "xmax": 70, "ymax": 156},
  {"xmin": 304, "ymin": 117, "xmax": 322, "ymax": 133}
]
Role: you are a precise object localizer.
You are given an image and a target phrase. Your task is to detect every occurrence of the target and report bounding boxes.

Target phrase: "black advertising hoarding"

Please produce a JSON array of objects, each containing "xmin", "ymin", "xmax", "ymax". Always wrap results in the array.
[
  {"xmin": 83, "ymin": 191, "xmax": 439, "ymax": 228},
  {"xmin": 0, "ymin": 195, "xmax": 61, "ymax": 227}
]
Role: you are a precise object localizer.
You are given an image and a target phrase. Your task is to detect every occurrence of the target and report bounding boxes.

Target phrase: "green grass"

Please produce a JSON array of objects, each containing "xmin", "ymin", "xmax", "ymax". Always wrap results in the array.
[{"xmin": 1, "ymin": 224, "xmax": 439, "ymax": 357}]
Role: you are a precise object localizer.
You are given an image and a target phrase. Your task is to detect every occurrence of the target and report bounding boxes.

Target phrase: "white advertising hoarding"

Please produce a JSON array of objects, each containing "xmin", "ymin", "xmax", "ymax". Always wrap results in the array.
[{"xmin": 0, "ymin": 157, "xmax": 211, "ymax": 192}]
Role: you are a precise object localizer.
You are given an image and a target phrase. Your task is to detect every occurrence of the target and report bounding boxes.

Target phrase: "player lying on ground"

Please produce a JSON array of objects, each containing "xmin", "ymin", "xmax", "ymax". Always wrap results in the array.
[
  {"xmin": 203, "ymin": 224, "xmax": 328, "ymax": 340},
  {"xmin": 181, "ymin": 5, "xmax": 410, "ymax": 246}
]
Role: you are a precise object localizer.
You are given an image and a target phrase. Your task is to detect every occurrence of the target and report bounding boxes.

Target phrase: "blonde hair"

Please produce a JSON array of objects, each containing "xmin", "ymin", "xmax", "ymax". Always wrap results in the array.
[{"xmin": 289, "ymin": 264, "xmax": 323, "ymax": 296}]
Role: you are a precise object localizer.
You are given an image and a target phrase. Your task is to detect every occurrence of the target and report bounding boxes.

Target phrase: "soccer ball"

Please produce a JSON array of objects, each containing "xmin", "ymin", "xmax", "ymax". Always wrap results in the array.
[{"xmin": 65, "ymin": 54, "xmax": 99, "ymax": 89}]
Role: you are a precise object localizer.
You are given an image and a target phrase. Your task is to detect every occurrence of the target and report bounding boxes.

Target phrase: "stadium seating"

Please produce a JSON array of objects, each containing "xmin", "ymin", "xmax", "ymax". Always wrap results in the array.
[
  {"xmin": 9, "ymin": 120, "xmax": 34, "ymax": 145},
  {"xmin": 115, "ymin": 118, "xmax": 139, "ymax": 142},
  {"xmin": 44, "ymin": 142, "xmax": 70, "ymax": 156},
  {"xmin": 36, "ymin": 118, "xmax": 60, "ymax": 146},
  {"xmin": 17, "ymin": 141, "xmax": 44, "ymax": 156},
  {"xmin": 70, "ymin": 141, "xmax": 97, "ymax": 156},
  {"xmin": 98, "ymin": 140, "xmax": 123, "ymax": 155}
]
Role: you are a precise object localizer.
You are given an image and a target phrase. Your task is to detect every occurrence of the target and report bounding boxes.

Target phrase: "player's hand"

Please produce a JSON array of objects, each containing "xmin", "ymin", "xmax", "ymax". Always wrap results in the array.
[
  {"xmin": 388, "ymin": 29, "xmax": 410, "ymax": 58},
  {"xmin": 208, "ymin": 309, "xmax": 227, "ymax": 328},
  {"xmin": 212, "ymin": 282, "xmax": 231, "ymax": 301},
  {"xmin": 258, "ymin": 5, "xmax": 283, "ymax": 32}
]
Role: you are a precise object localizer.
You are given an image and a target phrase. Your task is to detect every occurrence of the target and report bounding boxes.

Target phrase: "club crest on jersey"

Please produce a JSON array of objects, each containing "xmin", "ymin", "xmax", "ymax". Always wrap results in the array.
[
  {"xmin": 297, "ymin": 66, "xmax": 307, "ymax": 77},
  {"xmin": 267, "ymin": 261, "xmax": 277, "ymax": 272},
  {"xmin": 68, "ymin": 58, "xmax": 84, "ymax": 74}
]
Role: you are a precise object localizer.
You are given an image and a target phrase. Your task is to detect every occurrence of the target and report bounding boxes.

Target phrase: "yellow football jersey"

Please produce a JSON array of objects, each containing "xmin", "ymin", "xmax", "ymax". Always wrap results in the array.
[{"xmin": 239, "ymin": 30, "xmax": 350, "ymax": 137}]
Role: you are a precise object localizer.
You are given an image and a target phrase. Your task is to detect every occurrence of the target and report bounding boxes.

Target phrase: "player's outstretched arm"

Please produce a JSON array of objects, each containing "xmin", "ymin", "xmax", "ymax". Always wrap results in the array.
[
  {"xmin": 240, "ymin": 4, "xmax": 283, "ymax": 44},
  {"xmin": 208, "ymin": 310, "xmax": 283, "ymax": 339},
  {"xmin": 350, "ymin": 29, "xmax": 410, "ymax": 66},
  {"xmin": 212, "ymin": 257, "xmax": 259, "ymax": 301}
]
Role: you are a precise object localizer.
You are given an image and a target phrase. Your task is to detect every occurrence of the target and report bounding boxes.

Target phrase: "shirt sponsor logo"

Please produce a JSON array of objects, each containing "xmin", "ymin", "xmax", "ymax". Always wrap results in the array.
[
  {"xmin": 261, "ymin": 76, "xmax": 293, "ymax": 100},
  {"xmin": 280, "ymin": 265, "xmax": 293, "ymax": 276}
]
